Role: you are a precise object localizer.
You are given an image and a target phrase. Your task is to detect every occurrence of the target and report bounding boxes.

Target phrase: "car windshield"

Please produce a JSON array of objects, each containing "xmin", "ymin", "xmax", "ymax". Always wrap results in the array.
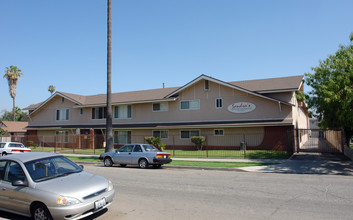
[
  {"xmin": 25, "ymin": 156, "xmax": 82, "ymax": 182},
  {"xmin": 142, "ymin": 144, "xmax": 159, "ymax": 152}
]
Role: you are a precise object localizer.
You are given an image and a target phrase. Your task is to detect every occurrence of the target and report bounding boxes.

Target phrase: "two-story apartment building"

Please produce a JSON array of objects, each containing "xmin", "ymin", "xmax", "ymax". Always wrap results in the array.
[{"xmin": 24, "ymin": 74, "xmax": 309, "ymax": 150}]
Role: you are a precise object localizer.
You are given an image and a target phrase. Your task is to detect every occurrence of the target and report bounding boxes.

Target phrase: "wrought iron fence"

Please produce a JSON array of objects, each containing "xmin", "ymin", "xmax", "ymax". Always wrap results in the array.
[{"xmin": 1, "ymin": 129, "xmax": 294, "ymax": 159}]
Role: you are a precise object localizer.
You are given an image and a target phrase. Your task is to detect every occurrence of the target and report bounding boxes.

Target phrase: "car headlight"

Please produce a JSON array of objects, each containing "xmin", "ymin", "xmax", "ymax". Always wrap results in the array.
[
  {"xmin": 108, "ymin": 180, "xmax": 114, "ymax": 191},
  {"xmin": 57, "ymin": 196, "xmax": 80, "ymax": 206}
]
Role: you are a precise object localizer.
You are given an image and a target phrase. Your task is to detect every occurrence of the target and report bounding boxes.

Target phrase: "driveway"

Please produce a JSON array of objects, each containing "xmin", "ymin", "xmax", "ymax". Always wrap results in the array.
[{"xmin": 240, "ymin": 152, "xmax": 353, "ymax": 175}]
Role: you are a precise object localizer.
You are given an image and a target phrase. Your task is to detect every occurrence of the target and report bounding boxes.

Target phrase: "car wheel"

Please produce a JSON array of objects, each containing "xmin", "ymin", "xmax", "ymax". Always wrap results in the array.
[
  {"xmin": 32, "ymin": 203, "xmax": 52, "ymax": 220},
  {"xmin": 139, "ymin": 159, "xmax": 149, "ymax": 169},
  {"xmin": 153, "ymin": 164, "xmax": 162, "ymax": 168},
  {"xmin": 120, "ymin": 164, "xmax": 127, "ymax": 167},
  {"xmin": 2, "ymin": 152, "xmax": 7, "ymax": 156},
  {"xmin": 104, "ymin": 157, "xmax": 113, "ymax": 167}
]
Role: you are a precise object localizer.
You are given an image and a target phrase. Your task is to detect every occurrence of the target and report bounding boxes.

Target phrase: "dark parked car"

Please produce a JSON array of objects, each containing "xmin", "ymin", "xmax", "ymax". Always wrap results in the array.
[
  {"xmin": 99, "ymin": 144, "xmax": 172, "ymax": 168},
  {"xmin": 0, "ymin": 152, "xmax": 115, "ymax": 220}
]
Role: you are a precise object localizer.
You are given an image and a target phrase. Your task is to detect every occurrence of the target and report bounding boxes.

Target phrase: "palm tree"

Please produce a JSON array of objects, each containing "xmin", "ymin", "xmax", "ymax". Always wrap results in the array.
[
  {"xmin": 3, "ymin": 65, "xmax": 23, "ymax": 121},
  {"xmin": 48, "ymin": 85, "xmax": 56, "ymax": 94},
  {"xmin": 105, "ymin": 0, "xmax": 114, "ymax": 152}
]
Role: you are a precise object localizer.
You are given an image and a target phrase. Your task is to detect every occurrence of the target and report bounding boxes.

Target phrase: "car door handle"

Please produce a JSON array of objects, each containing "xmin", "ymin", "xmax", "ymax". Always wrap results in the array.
[{"xmin": 129, "ymin": 153, "xmax": 131, "ymax": 155}]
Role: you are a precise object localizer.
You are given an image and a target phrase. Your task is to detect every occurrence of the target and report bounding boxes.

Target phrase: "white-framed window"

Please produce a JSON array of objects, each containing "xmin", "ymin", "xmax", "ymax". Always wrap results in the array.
[
  {"xmin": 56, "ymin": 131, "xmax": 69, "ymax": 143},
  {"xmin": 153, "ymin": 130, "xmax": 169, "ymax": 139},
  {"xmin": 152, "ymin": 102, "xmax": 168, "ymax": 112},
  {"xmin": 214, "ymin": 129, "xmax": 224, "ymax": 136},
  {"xmin": 180, "ymin": 100, "xmax": 200, "ymax": 110},
  {"xmin": 180, "ymin": 130, "xmax": 200, "ymax": 139},
  {"xmin": 114, "ymin": 131, "xmax": 131, "ymax": 144},
  {"xmin": 91, "ymin": 107, "xmax": 106, "ymax": 120},
  {"xmin": 114, "ymin": 105, "xmax": 132, "ymax": 119},
  {"xmin": 56, "ymin": 109, "xmax": 69, "ymax": 121},
  {"xmin": 215, "ymin": 98, "xmax": 223, "ymax": 109}
]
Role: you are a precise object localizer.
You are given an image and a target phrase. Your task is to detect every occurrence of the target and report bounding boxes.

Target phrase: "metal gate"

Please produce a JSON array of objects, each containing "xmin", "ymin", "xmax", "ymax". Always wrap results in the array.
[{"xmin": 296, "ymin": 129, "xmax": 343, "ymax": 154}]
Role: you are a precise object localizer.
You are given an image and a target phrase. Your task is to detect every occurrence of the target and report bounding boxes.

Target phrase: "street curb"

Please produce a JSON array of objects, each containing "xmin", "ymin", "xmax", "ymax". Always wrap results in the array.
[
  {"xmin": 74, "ymin": 161, "xmax": 250, "ymax": 172},
  {"xmin": 164, "ymin": 165, "xmax": 248, "ymax": 172}
]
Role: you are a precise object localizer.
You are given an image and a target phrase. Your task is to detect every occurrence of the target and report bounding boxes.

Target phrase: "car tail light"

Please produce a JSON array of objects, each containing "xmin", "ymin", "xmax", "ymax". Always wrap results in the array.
[
  {"xmin": 157, "ymin": 154, "xmax": 170, "ymax": 158},
  {"xmin": 11, "ymin": 149, "xmax": 31, "ymax": 152}
]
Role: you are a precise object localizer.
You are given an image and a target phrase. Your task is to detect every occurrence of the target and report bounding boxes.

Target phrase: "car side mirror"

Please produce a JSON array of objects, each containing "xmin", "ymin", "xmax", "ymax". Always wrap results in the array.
[
  {"xmin": 79, "ymin": 165, "xmax": 84, "ymax": 169},
  {"xmin": 12, "ymin": 180, "xmax": 28, "ymax": 187}
]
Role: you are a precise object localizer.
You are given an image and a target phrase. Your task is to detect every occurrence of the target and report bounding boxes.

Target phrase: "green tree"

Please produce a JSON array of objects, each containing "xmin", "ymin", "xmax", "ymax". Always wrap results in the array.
[
  {"xmin": 105, "ymin": 0, "xmax": 114, "ymax": 152},
  {"xmin": 3, "ymin": 65, "xmax": 23, "ymax": 121},
  {"xmin": 0, "ymin": 127, "xmax": 8, "ymax": 135},
  {"xmin": 1, "ymin": 107, "xmax": 28, "ymax": 121},
  {"xmin": 305, "ymin": 32, "xmax": 353, "ymax": 145},
  {"xmin": 48, "ymin": 85, "xmax": 56, "ymax": 94}
]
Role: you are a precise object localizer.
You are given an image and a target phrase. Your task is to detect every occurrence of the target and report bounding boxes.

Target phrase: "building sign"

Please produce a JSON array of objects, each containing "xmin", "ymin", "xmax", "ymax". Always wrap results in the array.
[{"xmin": 227, "ymin": 102, "xmax": 256, "ymax": 113}]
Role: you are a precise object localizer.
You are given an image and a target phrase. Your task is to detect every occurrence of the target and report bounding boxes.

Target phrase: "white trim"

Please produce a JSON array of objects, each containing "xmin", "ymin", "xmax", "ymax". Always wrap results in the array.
[
  {"xmin": 215, "ymin": 98, "xmax": 223, "ymax": 109},
  {"xmin": 30, "ymin": 92, "xmax": 81, "ymax": 116},
  {"xmin": 166, "ymin": 75, "xmax": 294, "ymax": 107},
  {"xmin": 72, "ymin": 98, "xmax": 178, "ymax": 108},
  {"xmin": 257, "ymin": 89, "xmax": 298, "ymax": 94},
  {"xmin": 214, "ymin": 129, "xmax": 224, "ymax": 136},
  {"xmin": 26, "ymin": 117, "xmax": 293, "ymax": 130}
]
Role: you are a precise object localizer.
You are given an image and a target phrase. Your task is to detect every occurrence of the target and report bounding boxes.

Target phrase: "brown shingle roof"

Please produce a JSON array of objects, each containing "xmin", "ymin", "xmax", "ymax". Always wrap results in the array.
[
  {"xmin": 229, "ymin": 75, "xmax": 303, "ymax": 92},
  {"xmin": 0, "ymin": 121, "xmax": 28, "ymax": 133},
  {"xmin": 59, "ymin": 87, "xmax": 179, "ymax": 106},
  {"xmin": 26, "ymin": 75, "xmax": 303, "ymax": 112}
]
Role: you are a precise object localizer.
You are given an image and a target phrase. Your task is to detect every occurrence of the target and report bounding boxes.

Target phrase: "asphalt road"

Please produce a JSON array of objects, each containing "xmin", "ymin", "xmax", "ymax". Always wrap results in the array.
[
  {"xmin": 1, "ymin": 164, "xmax": 353, "ymax": 220},
  {"xmin": 89, "ymin": 164, "xmax": 353, "ymax": 220}
]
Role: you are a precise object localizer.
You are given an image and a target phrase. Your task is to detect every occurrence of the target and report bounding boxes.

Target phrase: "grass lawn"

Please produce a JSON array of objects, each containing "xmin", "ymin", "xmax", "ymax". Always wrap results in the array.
[
  {"xmin": 166, "ymin": 149, "xmax": 287, "ymax": 159},
  {"xmin": 31, "ymin": 147, "xmax": 287, "ymax": 159},
  {"xmin": 30, "ymin": 147, "xmax": 106, "ymax": 155},
  {"xmin": 66, "ymin": 156, "xmax": 100, "ymax": 162},
  {"xmin": 66, "ymin": 156, "xmax": 278, "ymax": 168}
]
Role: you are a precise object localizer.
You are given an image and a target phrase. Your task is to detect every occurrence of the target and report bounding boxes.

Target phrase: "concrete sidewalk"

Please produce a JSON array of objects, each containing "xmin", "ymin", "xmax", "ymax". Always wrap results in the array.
[
  {"xmin": 65, "ymin": 152, "xmax": 353, "ymax": 175},
  {"xmin": 239, "ymin": 153, "xmax": 353, "ymax": 175}
]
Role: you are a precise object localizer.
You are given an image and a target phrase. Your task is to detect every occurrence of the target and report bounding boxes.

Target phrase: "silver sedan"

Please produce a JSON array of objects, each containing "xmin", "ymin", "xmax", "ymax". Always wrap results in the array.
[
  {"xmin": 99, "ymin": 144, "xmax": 172, "ymax": 168},
  {"xmin": 0, "ymin": 152, "xmax": 115, "ymax": 220}
]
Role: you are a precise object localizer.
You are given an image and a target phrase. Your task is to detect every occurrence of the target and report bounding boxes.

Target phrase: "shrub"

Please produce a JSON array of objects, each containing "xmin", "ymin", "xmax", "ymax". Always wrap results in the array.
[
  {"xmin": 191, "ymin": 136, "xmax": 206, "ymax": 150},
  {"xmin": 144, "ymin": 136, "xmax": 166, "ymax": 151},
  {"xmin": 27, "ymin": 140, "xmax": 39, "ymax": 148}
]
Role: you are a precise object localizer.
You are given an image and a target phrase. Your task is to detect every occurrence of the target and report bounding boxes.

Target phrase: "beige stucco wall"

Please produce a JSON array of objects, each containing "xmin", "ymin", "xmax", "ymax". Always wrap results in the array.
[
  {"xmin": 28, "ymin": 79, "xmax": 294, "ymax": 128},
  {"xmin": 112, "ymin": 127, "xmax": 265, "ymax": 147}
]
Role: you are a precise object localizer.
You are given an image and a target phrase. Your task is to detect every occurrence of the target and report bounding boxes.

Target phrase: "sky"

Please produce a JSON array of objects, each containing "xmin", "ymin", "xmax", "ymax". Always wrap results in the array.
[{"xmin": 1, "ymin": 0, "xmax": 353, "ymax": 113}]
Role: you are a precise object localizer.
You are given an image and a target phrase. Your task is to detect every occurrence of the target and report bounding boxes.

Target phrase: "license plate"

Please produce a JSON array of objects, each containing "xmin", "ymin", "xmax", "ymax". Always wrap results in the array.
[{"xmin": 94, "ymin": 198, "xmax": 106, "ymax": 210}]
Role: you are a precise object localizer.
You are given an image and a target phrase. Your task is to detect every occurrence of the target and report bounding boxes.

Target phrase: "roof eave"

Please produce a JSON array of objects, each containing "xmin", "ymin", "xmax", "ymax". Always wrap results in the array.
[
  {"xmin": 29, "ymin": 92, "xmax": 82, "ymax": 116},
  {"xmin": 166, "ymin": 74, "xmax": 294, "ymax": 106},
  {"xmin": 73, "ymin": 97, "xmax": 178, "ymax": 108}
]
